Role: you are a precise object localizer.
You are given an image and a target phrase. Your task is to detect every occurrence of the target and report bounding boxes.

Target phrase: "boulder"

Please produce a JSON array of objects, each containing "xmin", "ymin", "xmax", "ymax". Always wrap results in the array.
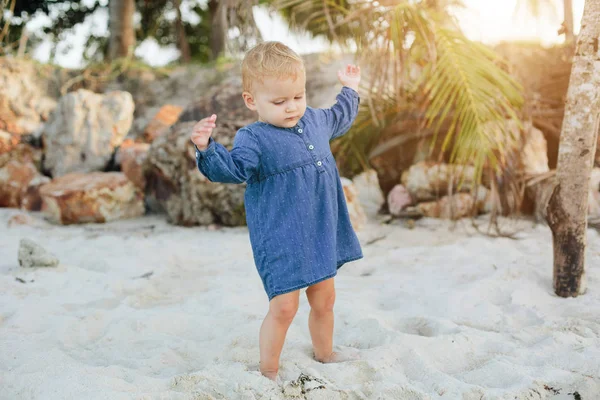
[
  {"xmin": 0, "ymin": 130, "xmax": 42, "ymax": 169},
  {"xmin": 387, "ymin": 184, "xmax": 413, "ymax": 216},
  {"xmin": 140, "ymin": 105, "xmax": 184, "ymax": 143},
  {"xmin": 0, "ymin": 58, "xmax": 57, "ymax": 135},
  {"xmin": 18, "ymin": 238, "xmax": 59, "ymax": 268},
  {"xmin": 341, "ymin": 177, "xmax": 367, "ymax": 230},
  {"xmin": 352, "ymin": 169, "xmax": 384, "ymax": 218},
  {"xmin": 145, "ymin": 80, "xmax": 255, "ymax": 226},
  {"xmin": 417, "ymin": 192, "xmax": 476, "ymax": 220},
  {"xmin": 42, "ymin": 89, "xmax": 134, "ymax": 177},
  {"xmin": 39, "ymin": 172, "xmax": 144, "ymax": 224},
  {"xmin": 401, "ymin": 162, "xmax": 476, "ymax": 202},
  {"xmin": 116, "ymin": 140, "xmax": 150, "ymax": 189},
  {"xmin": 21, "ymin": 174, "xmax": 52, "ymax": 211},
  {"xmin": 0, "ymin": 160, "xmax": 46, "ymax": 208},
  {"xmin": 521, "ymin": 124, "xmax": 550, "ymax": 175}
]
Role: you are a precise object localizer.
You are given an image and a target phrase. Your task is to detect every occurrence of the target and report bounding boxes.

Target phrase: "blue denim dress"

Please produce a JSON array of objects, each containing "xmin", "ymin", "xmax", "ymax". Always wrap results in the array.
[{"xmin": 196, "ymin": 87, "xmax": 363, "ymax": 300}]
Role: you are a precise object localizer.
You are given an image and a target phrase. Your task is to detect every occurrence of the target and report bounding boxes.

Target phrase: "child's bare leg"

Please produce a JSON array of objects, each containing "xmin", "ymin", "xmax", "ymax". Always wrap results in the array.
[
  {"xmin": 259, "ymin": 290, "xmax": 299, "ymax": 380},
  {"xmin": 306, "ymin": 278, "xmax": 358, "ymax": 363},
  {"xmin": 306, "ymin": 278, "xmax": 336, "ymax": 362}
]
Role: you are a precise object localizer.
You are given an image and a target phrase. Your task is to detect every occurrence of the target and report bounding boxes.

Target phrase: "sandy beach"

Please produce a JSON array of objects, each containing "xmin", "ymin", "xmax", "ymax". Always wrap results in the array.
[{"xmin": 1, "ymin": 209, "xmax": 599, "ymax": 399}]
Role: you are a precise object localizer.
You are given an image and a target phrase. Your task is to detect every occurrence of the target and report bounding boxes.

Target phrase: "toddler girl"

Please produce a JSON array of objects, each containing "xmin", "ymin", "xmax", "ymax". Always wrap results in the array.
[{"xmin": 190, "ymin": 41, "xmax": 362, "ymax": 381}]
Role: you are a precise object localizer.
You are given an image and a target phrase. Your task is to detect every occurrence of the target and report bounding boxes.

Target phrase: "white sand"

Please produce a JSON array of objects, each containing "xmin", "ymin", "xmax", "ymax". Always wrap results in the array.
[{"xmin": 1, "ymin": 208, "xmax": 599, "ymax": 400}]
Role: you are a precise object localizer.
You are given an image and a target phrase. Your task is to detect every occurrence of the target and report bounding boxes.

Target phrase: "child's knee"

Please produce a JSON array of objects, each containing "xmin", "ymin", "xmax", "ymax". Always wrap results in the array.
[
  {"xmin": 270, "ymin": 296, "xmax": 298, "ymax": 322},
  {"xmin": 311, "ymin": 291, "xmax": 336, "ymax": 314}
]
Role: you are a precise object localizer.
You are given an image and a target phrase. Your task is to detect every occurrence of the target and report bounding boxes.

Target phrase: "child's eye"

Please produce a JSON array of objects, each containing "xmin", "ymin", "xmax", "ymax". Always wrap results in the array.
[
  {"xmin": 273, "ymin": 101, "xmax": 284, "ymax": 105},
  {"xmin": 295, "ymin": 96, "xmax": 303, "ymax": 100}
]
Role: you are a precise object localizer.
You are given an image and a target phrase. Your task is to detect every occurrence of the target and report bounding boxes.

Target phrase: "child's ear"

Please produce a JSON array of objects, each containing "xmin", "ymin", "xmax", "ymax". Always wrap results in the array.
[{"xmin": 242, "ymin": 92, "xmax": 257, "ymax": 111}]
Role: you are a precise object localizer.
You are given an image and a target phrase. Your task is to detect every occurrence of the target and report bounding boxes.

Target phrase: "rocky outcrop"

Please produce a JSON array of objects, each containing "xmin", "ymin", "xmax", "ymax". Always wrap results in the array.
[
  {"xmin": 0, "ymin": 160, "xmax": 48, "ymax": 209},
  {"xmin": 115, "ymin": 140, "xmax": 150, "ymax": 189},
  {"xmin": 39, "ymin": 172, "xmax": 144, "ymax": 224},
  {"xmin": 0, "ymin": 59, "xmax": 57, "ymax": 135},
  {"xmin": 140, "ymin": 105, "xmax": 184, "ymax": 143},
  {"xmin": 42, "ymin": 89, "xmax": 134, "ymax": 177},
  {"xmin": 0, "ymin": 130, "xmax": 42, "ymax": 169},
  {"xmin": 401, "ymin": 162, "xmax": 477, "ymax": 202},
  {"xmin": 145, "ymin": 81, "xmax": 256, "ymax": 226}
]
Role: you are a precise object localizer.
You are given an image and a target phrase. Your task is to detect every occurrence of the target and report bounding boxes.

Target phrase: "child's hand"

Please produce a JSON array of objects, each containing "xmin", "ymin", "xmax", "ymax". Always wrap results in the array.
[
  {"xmin": 337, "ymin": 64, "xmax": 361, "ymax": 92},
  {"xmin": 191, "ymin": 114, "xmax": 217, "ymax": 150}
]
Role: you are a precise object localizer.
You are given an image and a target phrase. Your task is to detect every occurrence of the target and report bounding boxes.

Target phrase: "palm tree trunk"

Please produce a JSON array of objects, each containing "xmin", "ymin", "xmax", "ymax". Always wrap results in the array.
[
  {"xmin": 209, "ymin": 0, "xmax": 227, "ymax": 60},
  {"xmin": 547, "ymin": 0, "xmax": 600, "ymax": 297},
  {"xmin": 174, "ymin": 0, "xmax": 191, "ymax": 63},
  {"xmin": 108, "ymin": 0, "xmax": 136, "ymax": 60},
  {"xmin": 564, "ymin": 0, "xmax": 575, "ymax": 43}
]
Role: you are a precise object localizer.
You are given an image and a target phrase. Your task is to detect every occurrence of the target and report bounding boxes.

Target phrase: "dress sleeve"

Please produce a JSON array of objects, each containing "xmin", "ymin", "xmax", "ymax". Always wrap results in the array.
[
  {"xmin": 316, "ymin": 86, "xmax": 360, "ymax": 141},
  {"xmin": 195, "ymin": 127, "xmax": 261, "ymax": 184}
]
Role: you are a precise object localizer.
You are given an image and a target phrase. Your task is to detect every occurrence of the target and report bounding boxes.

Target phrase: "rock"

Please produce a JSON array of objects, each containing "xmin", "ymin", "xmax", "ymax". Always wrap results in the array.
[
  {"xmin": 387, "ymin": 184, "xmax": 413, "ymax": 216},
  {"xmin": 0, "ymin": 58, "xmax": 57, "ymax": 135},
  {"xmin": 18, "ymin": 238, "xmax": 59, "ymax": 268},
  {"xmin": 352, "ymin": 169, "xmax": 384, "ymax": 218},
  {"xmin": 42, "ymin": 89, "xmax": 135, "ymax": 177},
  {"xmin": 140, "ymin": 105, "xmax": 184, "ymax": 143},
  {"xmin": 341, "ymin": 177, "xmax": 367, "ymax": 230},
  {"xmin": 474, "ymin": 186, "xmax": 493, "ymax": 214},
  {"xmin": 0, "ymin": 130, "xmax": 42, "ymax": 169},
  {"xmin": 21, "ymin": 174, "xmax": 52, "ymax": 211},
  {"xmin": 0, "ymin": 161, "xmax": 45, "ymax": 208},
  {"xmin": 115, "ymin": 140, "xmax": 150, "ymax": 189},
  {"xmin": 417, "ymin": 193, "xmax": 476, "ymax": 220},
  {"xmin": 521, "ymin": 124, "xmax": 549, "ymax": 175},
  {"xmin": 145, "ymin": 80, "xmax": 256, "ymax": 226},
  {"xmin": 401, "ymin": 162, "xmax": 476, "ymax": 202},
  {"xmin": 39, "ymin": 172, "xmax": 144, "ymax": 224}
]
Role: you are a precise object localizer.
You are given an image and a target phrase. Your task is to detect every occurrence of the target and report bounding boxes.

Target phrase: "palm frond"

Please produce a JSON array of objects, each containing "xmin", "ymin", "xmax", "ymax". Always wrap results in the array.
[{"xmin": 423, "ymin": 27, "xmax": 524, "ymax": 184}]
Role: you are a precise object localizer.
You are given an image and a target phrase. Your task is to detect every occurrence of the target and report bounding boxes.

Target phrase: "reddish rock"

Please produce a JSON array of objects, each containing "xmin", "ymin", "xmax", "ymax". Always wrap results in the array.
[
  {"xmin": 39, "ymin": 172, "xmax": 144, "ymax": 225},
  {"xmin": 21, "ymin": 175, "xmax": 51, "ymax": 211},
  {"xmin": 0, "ymin": 130, "xmax": 41, "ymax": 169},
  {"xmin": 141, "ymin": 105, "xmax": 183, "ymax": 143},
  {"xmin": 387, "ymin": 184, "xmax": 413, "ymax": 216},
  {"xmin": 116, "ymin": 140, "xmax": 150, "ymax": 189},
  {"xmin": 417, "ymin": 193, "xmax": 476, "ymax": 220},
  {"xmin": 0, "ymin": 161, "xmax": 40, "ymax": 208}
]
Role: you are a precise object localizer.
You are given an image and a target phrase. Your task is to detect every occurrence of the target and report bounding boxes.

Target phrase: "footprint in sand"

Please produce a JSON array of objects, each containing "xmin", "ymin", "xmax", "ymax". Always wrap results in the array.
[
  {"xmin": 396, "ymin": 317, "xmax": 460, "ymax": 337},
  {"xmin": 338, "ymin": 317, "xmax": 394, "ymax": 349}
]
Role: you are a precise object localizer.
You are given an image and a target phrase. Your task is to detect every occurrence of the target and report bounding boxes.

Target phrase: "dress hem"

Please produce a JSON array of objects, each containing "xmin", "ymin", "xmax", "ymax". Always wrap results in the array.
[{"xmin": 267, "ymin": 253, "xmax": 363, "ymax": 301}]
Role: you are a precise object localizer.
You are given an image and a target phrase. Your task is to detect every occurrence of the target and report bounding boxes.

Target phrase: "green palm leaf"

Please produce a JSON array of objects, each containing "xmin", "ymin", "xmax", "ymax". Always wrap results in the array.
[{"xmin": 273, "ymin": 0, "xmax": 525, "ymax": 194}]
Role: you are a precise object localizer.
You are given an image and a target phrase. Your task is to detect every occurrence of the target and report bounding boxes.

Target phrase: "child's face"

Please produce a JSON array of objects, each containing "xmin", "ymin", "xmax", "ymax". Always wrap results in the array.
[{"xmin": 243, "ymin": 73, "xmax": 307, "ymax": 128}]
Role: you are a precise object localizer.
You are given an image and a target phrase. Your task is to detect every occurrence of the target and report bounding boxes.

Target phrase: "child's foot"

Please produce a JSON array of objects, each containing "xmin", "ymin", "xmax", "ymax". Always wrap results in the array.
[
  {"xmin": 314, "ymin": 350, "xmax": 359, "ymax": 363},
  {"xmin": 261, "ymin": 370, "xmax": 278, "ymax": 381}
]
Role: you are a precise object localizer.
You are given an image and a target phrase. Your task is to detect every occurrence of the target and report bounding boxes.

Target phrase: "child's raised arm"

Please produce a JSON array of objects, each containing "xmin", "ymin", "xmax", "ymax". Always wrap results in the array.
[
  {"xmin": 319, "ymin": 64, "xmax": 361, "ymax": 141},
  {"xmin": 191, "ymin": 116, "xmax": 261, "ymax": 184}
]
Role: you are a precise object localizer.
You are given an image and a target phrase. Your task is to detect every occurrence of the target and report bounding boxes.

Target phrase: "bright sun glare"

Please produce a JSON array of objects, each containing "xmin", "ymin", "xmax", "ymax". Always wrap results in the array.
[{"xmin": 456, "ymin": 0, "xmax": 585, "ymax": 45}]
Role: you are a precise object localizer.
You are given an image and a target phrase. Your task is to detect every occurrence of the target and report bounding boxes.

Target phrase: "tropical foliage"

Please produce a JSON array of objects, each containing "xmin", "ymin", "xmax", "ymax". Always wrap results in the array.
[{"xmin": 274, "ymin": 0, "xmax": 525, "ymax": 193}]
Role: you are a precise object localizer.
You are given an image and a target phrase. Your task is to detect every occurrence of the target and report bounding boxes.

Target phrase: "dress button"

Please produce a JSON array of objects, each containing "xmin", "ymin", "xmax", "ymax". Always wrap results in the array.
[
  {"xmin": 298, "ymin": 128, "xmax": 303, "ymax": 133},
  {"xmin": 317, "ymin": 161, "xmax": 322, "ymax": 166},
  {"xmin": 308, "ymin": 145, "xmax": 314, "ymax": 150}
]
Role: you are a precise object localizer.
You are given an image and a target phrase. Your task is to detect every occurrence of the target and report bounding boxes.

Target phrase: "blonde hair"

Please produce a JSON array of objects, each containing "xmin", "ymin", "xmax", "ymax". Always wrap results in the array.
[{"xmin": 242, "ymin": 41, "xmax": 305, "ymax": 92}]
